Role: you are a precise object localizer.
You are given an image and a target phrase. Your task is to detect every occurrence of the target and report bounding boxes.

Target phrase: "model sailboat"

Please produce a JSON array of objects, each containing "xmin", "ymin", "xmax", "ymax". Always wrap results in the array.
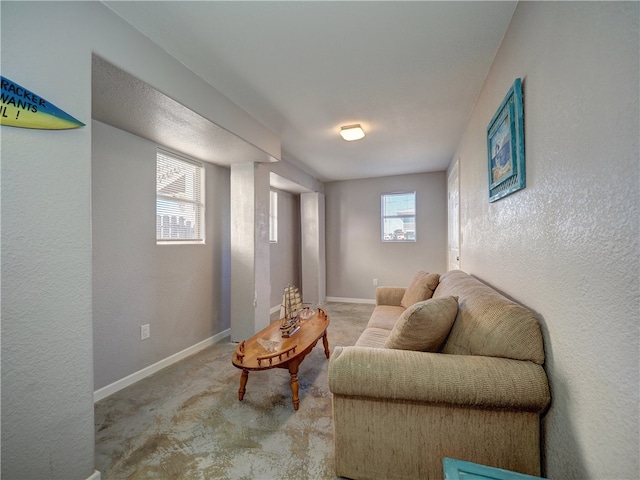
[{"xmin": 279, "ymin": 284, "xmax": 303, "ymax": 337}]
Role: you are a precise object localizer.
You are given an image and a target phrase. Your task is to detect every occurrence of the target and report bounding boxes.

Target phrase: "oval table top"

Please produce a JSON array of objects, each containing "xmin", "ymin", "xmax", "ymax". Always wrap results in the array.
[{"xmin": 232, "ymin": 308, "xmax": 330, "ymax": 371}]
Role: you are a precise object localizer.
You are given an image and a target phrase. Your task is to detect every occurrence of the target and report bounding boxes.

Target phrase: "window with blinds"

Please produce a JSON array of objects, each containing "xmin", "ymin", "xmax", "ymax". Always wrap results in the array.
[
  {"xmin": 156, "ymin": 149, "xmax": 205, "ymax": 244},
  {"xmin": 381, "ymin": 192, "xmax": 416, "ymax": 242},
  {"xmin": 269, "ymin": 190, "xmax": 278, "ymax": 243}
]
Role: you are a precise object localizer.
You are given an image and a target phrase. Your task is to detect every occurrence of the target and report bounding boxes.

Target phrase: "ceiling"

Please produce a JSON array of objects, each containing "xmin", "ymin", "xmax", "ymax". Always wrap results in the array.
[{"xmin": 101, "ymin": 1, "xmax": 517, "ymax": 183}]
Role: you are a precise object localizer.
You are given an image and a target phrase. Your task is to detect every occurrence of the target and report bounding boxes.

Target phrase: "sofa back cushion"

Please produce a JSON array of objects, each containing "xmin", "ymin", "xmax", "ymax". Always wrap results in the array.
[
  {"xmin": 434, "ymin": 270, "xmax": 545, "ymax": 364},
  {"xmin": 400, "ymin": 271, "xmax": 440, "ymax": 308},
  {"xmin": 385, "ymin": 296, "xmax": 458, "ymax": 351}
]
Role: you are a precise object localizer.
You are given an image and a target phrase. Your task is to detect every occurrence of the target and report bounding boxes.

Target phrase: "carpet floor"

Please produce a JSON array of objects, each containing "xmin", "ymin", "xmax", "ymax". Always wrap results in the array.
[{"xmin": 95, "ymin": 302, "xmax": 373, "ymax": 480}]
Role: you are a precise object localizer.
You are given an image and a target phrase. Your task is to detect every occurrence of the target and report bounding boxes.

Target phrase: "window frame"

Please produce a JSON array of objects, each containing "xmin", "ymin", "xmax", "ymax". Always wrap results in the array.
[
  {"xmin": 269, "ymin": 189, "xmax": 278, "ymax": 243},
  {"xmin": 381, "ymin": 191, "xmax": 417, "ymax": 243},
  {"xmin": 156, "ymin": 148, "xmax": 205, "ymax": 245}
]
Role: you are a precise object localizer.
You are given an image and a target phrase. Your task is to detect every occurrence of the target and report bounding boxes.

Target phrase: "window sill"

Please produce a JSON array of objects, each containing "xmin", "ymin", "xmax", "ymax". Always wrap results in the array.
[{"xmin": 157, "ymin": 240, "xmax": 205, "ymax": 246}]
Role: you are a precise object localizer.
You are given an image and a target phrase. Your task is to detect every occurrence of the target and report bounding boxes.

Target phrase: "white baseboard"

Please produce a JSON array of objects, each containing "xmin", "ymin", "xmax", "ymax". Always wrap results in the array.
[
  {"xmin": 86, "ymin": 470, "xmax": 101, "ymax": 480},
  {"xmin": 270, "ymin": 304, "xmax": 281, "ymax": 315},
  {"xmin": 326, "ymin": 296, "xmax": 375, "ymax": 304},
  {"xmin": 94, "ymin": 329, "xmax": 230, "ymax": 403}
]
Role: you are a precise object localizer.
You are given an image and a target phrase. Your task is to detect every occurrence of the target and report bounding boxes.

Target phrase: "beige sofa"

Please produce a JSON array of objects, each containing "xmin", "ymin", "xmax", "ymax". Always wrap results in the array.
[{"xmin": 328, "ymin": 270, "xmax": 550, "ymax": 480}]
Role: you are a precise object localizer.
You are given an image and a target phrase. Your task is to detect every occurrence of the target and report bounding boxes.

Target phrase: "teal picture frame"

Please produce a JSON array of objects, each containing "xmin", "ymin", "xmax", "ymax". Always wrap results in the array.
[
  {"xmin": 487, "ymin": 78, "xmax": 525, "ymax": 202},
  {"xmin": 443, "ymin": 458, "xmax": 546, "ymax": 479}
]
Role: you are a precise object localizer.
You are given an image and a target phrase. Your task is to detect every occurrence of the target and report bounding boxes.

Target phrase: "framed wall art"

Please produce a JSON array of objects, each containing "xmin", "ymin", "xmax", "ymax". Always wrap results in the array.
[{"xmin": 487, "ymin": 78, "xmax": 525, "ymax": 202}]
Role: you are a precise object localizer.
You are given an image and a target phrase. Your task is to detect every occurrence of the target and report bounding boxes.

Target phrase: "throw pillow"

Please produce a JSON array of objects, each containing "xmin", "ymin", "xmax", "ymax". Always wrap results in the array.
[
  {"xmin": 400, "ymin": 271, "xmax": 440, "ymax": 308},
  {"xmin": 385, "ymin": 296, "xmax": 459, "ymax": 352}
]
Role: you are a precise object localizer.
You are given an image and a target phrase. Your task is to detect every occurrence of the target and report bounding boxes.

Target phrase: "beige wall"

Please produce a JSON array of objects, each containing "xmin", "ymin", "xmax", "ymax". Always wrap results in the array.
[
  {"xmin": 451, "ymin": 2, "xmax": 639, "ymax": 478},
  {"xmin": 325, "ymin": 172, "xmax": 447, "ymax": 300}
]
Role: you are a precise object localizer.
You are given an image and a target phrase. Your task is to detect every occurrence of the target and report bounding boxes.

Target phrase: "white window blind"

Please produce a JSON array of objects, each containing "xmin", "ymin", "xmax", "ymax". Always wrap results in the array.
[{"xmin": 156, "ymin": 149, "xmax": 205, "ymax": 243}]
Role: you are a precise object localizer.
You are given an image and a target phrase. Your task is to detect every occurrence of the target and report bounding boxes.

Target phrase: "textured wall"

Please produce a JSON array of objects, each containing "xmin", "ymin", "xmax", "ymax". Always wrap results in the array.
[
  {"xmin": 1, "ymin": 3, "xmax": 278, "ymax": 479},
  {"xmin": 92, "ymin": 121, "xmax": 231, "ymax": 390},
  {"xmin": 230, "ymin": 162, "xmax": 271, "ymax": 341},
  {"xmin": 325, "ymin": 172, "xmax": 447, "ymax": 300},
  {"xmin": 0, "ymin": 3, "xmax": 95, "ymax": 479},
  {"xmin": 301, "ymin": 192, "xmax": 327, "ymax": 305},
  {"xmin": 270, "ymin": 189, "xmax": 301, "ymax": 308},
  {"xmin": 451, "ymin": 2, "xmax": 639, "ymax": 478}
]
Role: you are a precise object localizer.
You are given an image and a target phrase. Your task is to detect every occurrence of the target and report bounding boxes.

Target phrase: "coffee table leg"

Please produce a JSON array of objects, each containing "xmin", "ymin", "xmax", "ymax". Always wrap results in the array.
[
  {"xmin": 288, "ymin": 362, "xmax": 300, "ymax": 410},
  {"xmin": 322, "ymin": 330, "xmax": 330, "ymax": 358},
  {"xmin": 238, "ymin": 369, "xmax": 249, "ymax": 401}
]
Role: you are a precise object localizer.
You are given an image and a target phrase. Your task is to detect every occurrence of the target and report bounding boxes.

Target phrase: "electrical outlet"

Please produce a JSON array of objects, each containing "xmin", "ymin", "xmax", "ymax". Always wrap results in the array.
[
  {"xmin": 141, "ymin": 324, "xmax": 150, "ymax": 340},
  {"xmin": 373, "ymin": 278, "xmax": 378, "ymax": 286}
]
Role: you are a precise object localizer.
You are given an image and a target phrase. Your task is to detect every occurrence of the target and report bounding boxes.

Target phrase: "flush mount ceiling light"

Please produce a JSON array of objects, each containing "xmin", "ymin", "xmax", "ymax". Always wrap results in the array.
[{"xmin": 339, "ymin": 124, "xmax": 365, "ymax": 141}]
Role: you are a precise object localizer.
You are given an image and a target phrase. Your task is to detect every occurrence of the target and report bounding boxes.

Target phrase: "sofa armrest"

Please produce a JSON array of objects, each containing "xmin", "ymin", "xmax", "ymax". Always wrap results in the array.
[
  {"xmin": 328, "ymin": 346, "xmax": 550, "ymax": 412},
  {"xmin": 375, "ymin": 286, "xmax": 405, "ymax": 306}
]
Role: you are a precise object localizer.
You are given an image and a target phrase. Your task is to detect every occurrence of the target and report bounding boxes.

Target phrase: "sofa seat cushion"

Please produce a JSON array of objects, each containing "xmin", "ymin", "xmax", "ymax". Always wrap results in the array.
[
  {"xmin": 355, "ymin": 327, "xmax": 391, "ymax": 348},
  {"xmin": 385, "ymin": 296, "xmax": 459, "ymax": 352},
  {"xmin": 367, "ymin": 305, "xmax": 406, "ymax": 331},
  {"xmin": 400, "ymin": 271, "xmax": 440, "ymax": 308}
]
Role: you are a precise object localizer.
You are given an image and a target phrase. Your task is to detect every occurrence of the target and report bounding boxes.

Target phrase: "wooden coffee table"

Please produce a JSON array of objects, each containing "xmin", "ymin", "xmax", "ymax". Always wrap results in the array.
[{"xmin": 231, "ymin": 308, "xmax": 330, "ymax": 410}]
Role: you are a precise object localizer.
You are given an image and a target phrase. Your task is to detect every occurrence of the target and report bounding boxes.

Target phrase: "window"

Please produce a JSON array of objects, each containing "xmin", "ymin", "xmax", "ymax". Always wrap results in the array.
[
  {"xmin": 269, "ymin": 190, "xmax": 278, "ymax": 243},
  {"xmin": 156, "ymin": 149, "xmax": 205, "ymax": 244},
  {"xmin": 381, "ymin": 192, "xmax": 416, "ymax": 242}
]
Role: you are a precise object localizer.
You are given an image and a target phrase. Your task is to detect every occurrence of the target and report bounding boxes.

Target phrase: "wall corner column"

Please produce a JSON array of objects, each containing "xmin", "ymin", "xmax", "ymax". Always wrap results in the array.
[
  {"xmin": 301, "ymin": 192, "xmax": 326, "ymax": 305},
  {"xmin": 230, "ymin": 162, "xmax": 271, "ymax": 341}
]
